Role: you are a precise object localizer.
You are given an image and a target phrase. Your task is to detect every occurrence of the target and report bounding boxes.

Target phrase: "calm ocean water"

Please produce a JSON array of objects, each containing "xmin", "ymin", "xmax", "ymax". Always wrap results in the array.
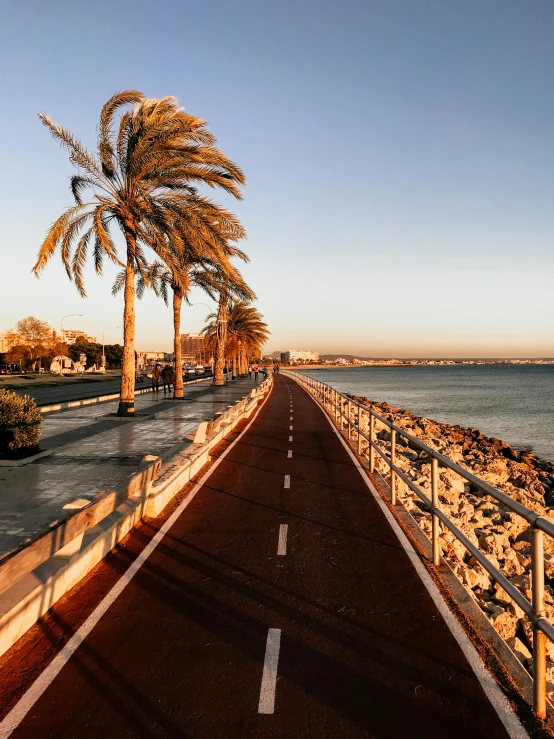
[{"xmin": 298, "ymin": 365, "xmax": 554, "ymax": 462}]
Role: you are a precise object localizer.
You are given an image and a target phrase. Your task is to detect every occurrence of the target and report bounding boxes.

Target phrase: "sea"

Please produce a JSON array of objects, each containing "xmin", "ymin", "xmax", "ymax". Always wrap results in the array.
[{"xmin": 297, "ymin": 365, "xmax": 554, "ymax": 463}]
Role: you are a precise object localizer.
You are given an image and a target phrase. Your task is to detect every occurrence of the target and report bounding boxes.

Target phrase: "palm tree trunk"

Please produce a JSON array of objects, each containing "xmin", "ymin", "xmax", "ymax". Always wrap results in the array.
[
  {"xmin": 239, "ymin": 345, "xmax": 248, "ymax": 375},
  {"xmin": 173, "ymin": 287, "xmax": 184, "ymax": 399},
  {"xmin": 117, "ymin": 243, "xmax": 136, "ymax": 416},
  {"xmin": 232, "ymin": 353, "xmax": 237, "ymax": 379},
  {"xmin": 213, "ymin": 292, "xmax": 228, "ymax": 386}
]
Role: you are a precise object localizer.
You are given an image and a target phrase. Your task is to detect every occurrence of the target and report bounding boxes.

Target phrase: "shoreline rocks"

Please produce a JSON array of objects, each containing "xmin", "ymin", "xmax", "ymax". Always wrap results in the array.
[{"xmin": 345, "ymin": 393, "xmax": 554, "ymax": 690}]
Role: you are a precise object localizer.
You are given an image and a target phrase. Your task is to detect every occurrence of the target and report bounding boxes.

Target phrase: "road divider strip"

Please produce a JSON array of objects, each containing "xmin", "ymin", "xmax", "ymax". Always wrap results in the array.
[
  {"xmin": 284, "ymin": 475, "xmax": 290, "ymax": 489},
  {"xmin": 38, "ymin": 376, "xmax": 210, "ymax": 414}
]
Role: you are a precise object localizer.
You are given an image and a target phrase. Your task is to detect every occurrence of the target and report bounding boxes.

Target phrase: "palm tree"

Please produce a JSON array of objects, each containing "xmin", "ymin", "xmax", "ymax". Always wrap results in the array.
[
  {"xmin": 114, "ymin": 251, "xmax": 248, "ymax": 398},
  {"xmin": 204, "ymin": 300, "xmax": 269, "ymax": 382},
  {"xmin": 204, "ymin": 272, "xmax": 256, "ymax": 385},
  {"xmin": 34, "ymin": 90, "xmax": 246, "ymax": 415}
]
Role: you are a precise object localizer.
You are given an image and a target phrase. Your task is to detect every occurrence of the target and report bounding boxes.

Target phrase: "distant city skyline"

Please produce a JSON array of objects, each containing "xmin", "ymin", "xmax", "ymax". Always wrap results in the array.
[{"xmin": 1, "ymin": 1, "xmax": 553, "ymax": 357}]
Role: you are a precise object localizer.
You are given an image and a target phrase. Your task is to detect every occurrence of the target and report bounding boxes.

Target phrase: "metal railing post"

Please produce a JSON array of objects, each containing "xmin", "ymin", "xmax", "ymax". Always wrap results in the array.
[
  {"xmin": 357, "ymin": 406, "xmax": 362, "ymax": 455},
  {"xmin": 369, "ymin": 414, "xmax": 375, "ymax": 472},
  {"xmin": 431, "ymin": 457, "xmax": 440, "ymax": 566},
  {"xmin": 390, "ymin": 428, "xmax": 396, "ymax": 505},
  {"xmin": 532, "ymin": 526, "xmax": 547, "ymax": 718}
]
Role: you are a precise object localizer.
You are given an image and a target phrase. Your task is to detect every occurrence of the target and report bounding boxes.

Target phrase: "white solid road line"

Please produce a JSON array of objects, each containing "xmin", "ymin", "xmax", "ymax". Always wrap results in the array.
[
  {"xmin": 287, "ymin": 450, "xmax": 292, "ymax": 458},
  {"xmin": 277, "ymin": 524, "xmax": 288, "ymax": 555},
  {"xmin": 284, "ymin": 474, "xmax": 290, "ymax": 489},
  {"xmin": 0, "ymin": 385, "xmax": 276, "ymax": 739},
  {"xmin": 258, "ymin": 628, "xmax": 281, "ymax": 714},
  {"xmin": 289, "ymin": 435, "xmax": 293, "ymax": 442},
  {"xmin": 289, "ymin": 376, "xmax": 529, "ymax": 739}
]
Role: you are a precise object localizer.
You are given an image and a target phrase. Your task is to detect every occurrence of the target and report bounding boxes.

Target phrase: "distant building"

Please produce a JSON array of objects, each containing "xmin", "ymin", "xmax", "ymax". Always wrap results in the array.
[
  {"xmin": 0, "ymin": 331, "xmax": 23, "ymax": 353},
  {"xmin": 180, "ymin": 333, "xmax": 206, "ymax": 364},
  {"xmin": 62, "ymin": 329, "xmax": 97, "ymax": 345},
  {"xmin": 280, "ymin": 350, "xmax": 320, "ymax": 364},
  {"xmin": 137, "ymin": 351, "xmax": 173, "ymax": 369}
]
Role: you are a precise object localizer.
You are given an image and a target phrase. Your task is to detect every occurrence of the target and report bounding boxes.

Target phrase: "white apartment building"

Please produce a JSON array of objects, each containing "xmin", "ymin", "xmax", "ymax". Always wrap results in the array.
[
  {"xmin": 0, "ymin": 331, "xmax": 23, "ymax": 353},
  {"xmin": 62, "ymin": 329, "xmax": 97, "ymax": 345},
  {"xmin": 280, "ymin": 350, "xmax": 320, "ymax": 364}
]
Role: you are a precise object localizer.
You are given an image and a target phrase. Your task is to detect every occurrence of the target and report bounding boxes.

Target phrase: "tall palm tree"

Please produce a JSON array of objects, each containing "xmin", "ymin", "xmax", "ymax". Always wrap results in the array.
[
  {"xmin": 114, "ymin": 250, "xmax": 248, "ymax": 398},
  {"xmin": 204, "ymin": 272, "xmax": 255, "ymax": 386},
  {"xmin": 34, "ymin": 90, "xmax": 246, "ymax": 415},
  {"xmin": 204, "ymin": 300, "xmax": 269, "ymax": 381}
]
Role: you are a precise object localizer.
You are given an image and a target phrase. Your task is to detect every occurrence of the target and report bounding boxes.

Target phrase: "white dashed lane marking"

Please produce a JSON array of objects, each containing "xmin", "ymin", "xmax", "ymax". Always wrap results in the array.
[
  {"xmin": 258, "ymin": 629, "xmax": 281, "ymax": 714},
  {"xmin": 277, "ymin": 524, "xmax": 288, "ymax": 555}
]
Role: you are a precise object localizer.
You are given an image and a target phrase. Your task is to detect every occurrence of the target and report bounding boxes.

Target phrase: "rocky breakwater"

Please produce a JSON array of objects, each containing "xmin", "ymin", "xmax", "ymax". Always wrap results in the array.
[{"xmin": 347, "ymin": 394, "xmax": 554, "ymax": 692}]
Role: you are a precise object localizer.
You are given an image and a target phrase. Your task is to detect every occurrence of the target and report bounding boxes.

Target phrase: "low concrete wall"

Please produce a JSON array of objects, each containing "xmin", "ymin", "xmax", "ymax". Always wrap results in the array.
[
  {"xmin": 39, "ymin": 376, "xmax": 210, "ymax": 414},
  {"xmin": 0, "ymin": 378, "xmax": 272, "ymax": 658}
]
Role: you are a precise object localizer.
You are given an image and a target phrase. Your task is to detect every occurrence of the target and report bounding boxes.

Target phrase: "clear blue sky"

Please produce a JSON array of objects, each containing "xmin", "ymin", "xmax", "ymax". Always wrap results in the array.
[{"xmin": 1, "ymin": 0, "xmax": 553, "ymax": 357}]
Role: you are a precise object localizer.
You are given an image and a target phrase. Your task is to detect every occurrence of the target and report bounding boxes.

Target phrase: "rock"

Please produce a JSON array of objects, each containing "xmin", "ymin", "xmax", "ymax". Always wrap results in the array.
[
  {"xmin": 502, "ymin": 548, "xmax": 525, "ymax": 577},
  {"xmin": 506, "ymin": 636, "xmax": 532, "ymax": 668},
  {"xmin": 478, "ymin": 533, "xmax": 505, "ymax": 559},
  {"xmin": 489, "ymin": 608, "xmax": 518, "ymax": 640},
  {"xmin": 440, "ymin": 536, "xmax": 467, "ymax": 563},
  {"xmin": 462, "ymin": 565, "xmax": 492, "ymax": 591}
]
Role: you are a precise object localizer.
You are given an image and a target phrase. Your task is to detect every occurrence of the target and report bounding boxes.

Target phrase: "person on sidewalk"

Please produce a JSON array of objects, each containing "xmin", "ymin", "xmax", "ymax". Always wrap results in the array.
[
  {"xmin": 248, "ymin": 364, "xmax": 252, "ymax": 378},
  {"xmin": 161, "ymin": 364, "xmax": 172, "ymax": 394},
  {"xmin": 253, "ymin": 364, "xmax": 259, "ymax": 382},
  {"xmin": 151, "ymin": 364, "xmax": 161, "ymax": 393}
]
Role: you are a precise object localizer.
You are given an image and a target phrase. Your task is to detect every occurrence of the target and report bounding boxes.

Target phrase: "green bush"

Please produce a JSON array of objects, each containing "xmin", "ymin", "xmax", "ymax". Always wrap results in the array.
[{"xmin": 0, "ymin": 390, "xmax": 42, "ymax": 458}]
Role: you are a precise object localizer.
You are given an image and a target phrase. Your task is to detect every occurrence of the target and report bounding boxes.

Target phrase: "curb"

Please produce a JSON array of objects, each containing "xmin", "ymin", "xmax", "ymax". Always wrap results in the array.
[
  {"xmin": 39, "ymin": 376, "xmax": 211, "ymax": 414},
  {"xmin": 0, "ymin": 449, "xmax": 54, "ymax": 468}
]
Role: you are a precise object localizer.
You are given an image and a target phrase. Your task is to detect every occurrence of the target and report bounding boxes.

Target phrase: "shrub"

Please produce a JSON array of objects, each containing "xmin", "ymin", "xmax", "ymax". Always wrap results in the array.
[{"xmin": 0, "ymin": 390, "xmax": 42, "ymax": 458}]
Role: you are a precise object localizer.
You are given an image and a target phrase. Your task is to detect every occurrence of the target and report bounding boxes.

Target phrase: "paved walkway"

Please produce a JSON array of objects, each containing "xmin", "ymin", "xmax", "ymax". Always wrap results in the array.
[
  {"xmin": 0, "ymin": 377, "xmax": 258, "ymax": 558},
  {"xmin": 0, "ymin": 376, "xmax": 524, "ymax": 738}
]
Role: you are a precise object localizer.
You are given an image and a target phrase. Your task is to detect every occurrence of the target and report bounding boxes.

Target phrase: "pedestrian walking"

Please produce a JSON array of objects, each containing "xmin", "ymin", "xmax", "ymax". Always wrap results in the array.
[
  {"xmin": 151, "ymin": 363, "xmax": 161, "ymax": 393},
  {"xmin": 274, "ymin": 363, "xmax": 279, "ymax": 375},
  {"xmin": 253, "ymin": 363, "xmax": 259, "ymax": 382},
  {"xmin": 248, "ymin": 364, "xmax": 252, "ymax": 378},
  {"xmin": 262, "ymin": 366, "xmax": 268, "ymax": 378},
  {"xmin": 161, "ymin": 364, "xmax": 172, "ymax": 394}
]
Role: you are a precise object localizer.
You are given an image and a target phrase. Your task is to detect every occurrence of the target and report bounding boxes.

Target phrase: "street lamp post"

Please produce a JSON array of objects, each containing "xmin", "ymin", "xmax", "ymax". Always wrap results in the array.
[
  {"xmin": 59, "ymin": 314, "xmax": 82, "ymax": 375},
  {"xmin": 102, "ymin": 326, "xmax": 119, "ymax": 372}
]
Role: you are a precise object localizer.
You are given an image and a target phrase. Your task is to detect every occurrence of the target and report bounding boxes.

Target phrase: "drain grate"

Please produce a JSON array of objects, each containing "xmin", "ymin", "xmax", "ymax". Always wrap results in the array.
[{"xmin": 42, "ymin": 455, "xmax": 144, "ymax": 466}]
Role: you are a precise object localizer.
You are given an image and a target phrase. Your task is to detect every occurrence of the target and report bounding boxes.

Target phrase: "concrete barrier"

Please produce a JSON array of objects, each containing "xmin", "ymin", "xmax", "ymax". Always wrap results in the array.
[
  {"xmin": 0, "ymin": 377, "xmax": 272, "ymax": 658},
  {"xmin": 39, "ymin": 376, "xmax": 210, "ymax": 414}
]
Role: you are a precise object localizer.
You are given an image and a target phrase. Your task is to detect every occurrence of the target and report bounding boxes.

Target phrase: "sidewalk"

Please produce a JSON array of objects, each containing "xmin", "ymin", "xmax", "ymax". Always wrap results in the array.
[{"xmin": 0, "ymin": 377, "xmax": 260, "ymax": 558}]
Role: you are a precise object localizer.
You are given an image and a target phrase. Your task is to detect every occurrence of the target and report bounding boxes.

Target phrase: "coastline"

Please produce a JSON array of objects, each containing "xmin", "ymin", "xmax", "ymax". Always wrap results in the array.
[{"xmin": 349, "ymin": 392, "xmax": 554, "ymax": 689}]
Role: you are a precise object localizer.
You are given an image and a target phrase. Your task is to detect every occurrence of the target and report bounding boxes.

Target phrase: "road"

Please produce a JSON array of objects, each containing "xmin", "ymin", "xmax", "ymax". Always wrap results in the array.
[
  {"xmin": 0, "ymin": 375, "xmax": 526, "ymax": 737},
  {"xmin": 11, "ymin": 373, "xmax": 213, "ymax": 407}
]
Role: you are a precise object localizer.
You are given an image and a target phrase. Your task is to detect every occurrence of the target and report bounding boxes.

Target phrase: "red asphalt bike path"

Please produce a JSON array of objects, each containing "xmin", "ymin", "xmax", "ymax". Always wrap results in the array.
[{"xmin": 0, "ymin": 375, "xmax": 521, "ymax": 737}]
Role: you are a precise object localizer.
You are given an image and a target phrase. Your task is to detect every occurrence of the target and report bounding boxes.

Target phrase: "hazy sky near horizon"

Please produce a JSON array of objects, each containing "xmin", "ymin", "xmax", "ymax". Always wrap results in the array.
[{"xmin": 1, "ymin": 0, "xmax": 553, "ymax": 357}]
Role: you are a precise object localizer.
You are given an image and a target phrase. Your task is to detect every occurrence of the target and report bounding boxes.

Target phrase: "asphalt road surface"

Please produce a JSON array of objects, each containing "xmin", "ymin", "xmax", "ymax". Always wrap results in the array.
[
  {"xmin": 0, "ymin": 375, "xmax": 524, "ymax": 738},
  {"xmin": 12, "ymin": 373, "xmax": 213, "ymax": 406}
]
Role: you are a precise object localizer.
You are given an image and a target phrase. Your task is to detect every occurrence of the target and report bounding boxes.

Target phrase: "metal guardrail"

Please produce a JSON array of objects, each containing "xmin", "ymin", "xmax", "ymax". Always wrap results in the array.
[{"xmin": 284, "ymin": 370, "xmax": 553, "ymax": 718}]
